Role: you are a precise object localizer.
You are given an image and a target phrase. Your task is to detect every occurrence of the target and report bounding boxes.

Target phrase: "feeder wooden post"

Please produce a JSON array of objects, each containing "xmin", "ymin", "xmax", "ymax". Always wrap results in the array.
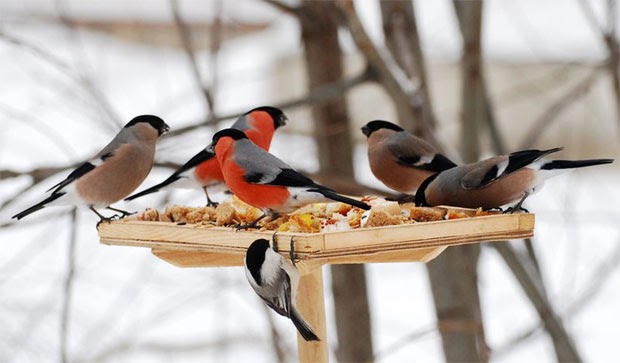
[{"xmin": 296, "ymin": 266, "xmax": 328, "ymax": 363}]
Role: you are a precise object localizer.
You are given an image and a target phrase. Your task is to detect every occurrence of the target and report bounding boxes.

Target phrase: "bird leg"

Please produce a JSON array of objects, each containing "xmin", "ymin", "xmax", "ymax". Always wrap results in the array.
[
  {"xmin": 504, "ymin": 192, "xmax": 530, "ymax": 214},
  {"xmin": 106, "ymin": 206, "xmax": 135, "ymax": 218},
  {"xmin": 272, "ymin": 232, "xmax": 297, "ymax": 266},
  {"xmin": 203, "ymin": 187, "xmax": 219, "ymax": 207},
  {"xmin": 271, "ymin": 231, "xmax": 279, "ymax": 252},
  {"xmin": 92, "ymin": 207, "xmax": 115, "ymax": 228}
]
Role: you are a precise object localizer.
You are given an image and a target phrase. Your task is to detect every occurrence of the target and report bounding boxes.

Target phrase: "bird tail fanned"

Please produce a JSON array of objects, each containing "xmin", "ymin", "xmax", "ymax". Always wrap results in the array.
[
  {"xmin": 542, "ymin": 159, "xmax": 614, "ymax": 170},
  {"xmin": 125, "ymin": 176, "xmax": 181, "ymax": 201},
  {"xmin": 12, "ymin": 192, "xmax": 65, "ymax": 220},
  {"xmin": 290, "ymin": 307, "xmax": 320, "ymax": 341},
  {"xmin": 310, "ymin": 188, "xmax": 370, "ymax": 210}
]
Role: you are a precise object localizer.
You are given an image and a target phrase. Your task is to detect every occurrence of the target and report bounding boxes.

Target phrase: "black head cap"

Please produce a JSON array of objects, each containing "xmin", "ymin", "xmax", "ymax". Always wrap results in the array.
[
  {"xmin": 245, "ymin": 238, "xmax": 270, "ymax": 285},
  {"xmin": 212, "ymin": 128, "xmax": 249, "ymax": 146},
  {"xmin": 361, "ymin": 120, "xmax": 404, "ymax": 137},
  {"xmin": 125, "ymin": 115, "xmax": 170, "ymax": 136},
  {"xmin": 247, "ymin": 106, "xmax": 287, "ymax": 129}
]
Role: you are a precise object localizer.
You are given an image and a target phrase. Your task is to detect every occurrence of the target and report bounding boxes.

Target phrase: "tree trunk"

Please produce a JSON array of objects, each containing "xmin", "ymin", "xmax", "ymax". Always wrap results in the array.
[
  {"xmin": 380, "ymin": 0, "xmax": 437, "ymax": 134},
  {"xmin": 427, "ymin": 246, "xmax": 487, "ymax": 362},
  {"xmin": 300, "ymin": 1, "xmax": 374, "ymax": 362},
  {"xmin": 423, "ymin": 2, "xmax": 490, "ymax": 362}
]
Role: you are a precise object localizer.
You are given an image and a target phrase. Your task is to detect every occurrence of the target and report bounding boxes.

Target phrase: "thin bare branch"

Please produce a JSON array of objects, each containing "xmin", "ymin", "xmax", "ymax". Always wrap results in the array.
[
  {"xmin": 577, "ymin": 0, "xmax": 605, "ymax": 35},
  {"xmin": 380, "ymin": 0, "xmax": 438, "ymax": 132},
  {"xmin": 454, "ymin": 0, "xmax": 484, "ymax": 163},
  {"xmin": 564, "ymin": 241, "xmax": 620, "ymax": 316},
  {"xmin": 54, "ymin": 0, "xmax": 123, "ymax": 130},
  {"xmin": 263, "ymin": 0, "xmax": 304, "ymax": 17},
  {"xmin": 60, "ymin": 207, "xmax": 78, "ymax": 363},
  {"xmin": 373, "ymin": 325, "xmax": 436, "ymax": 361},
  {"xmin": 0, "ymin": 26, "xmax": 120, "ymax": 133},
  {"xmin": 492, "ymin": 243, "xmax": 582, "ymax": 362},
  {"xmin": 604, "ymin": 0, "xmax": 620, "ymax": 127},
  {"xmin": 335, "ymin": 0, "xmax": 441, "ymax": 148},
  {"xmin": 495, "ymin": 241, "xmax": 620, "ymax": 357},
  {"xmin": 165, "ymin": 68, "xmax": 372, "ymax": 138},
  {"xmin": 208, "ymin": 0, "xmax": 223, "ymax": 115},
  {"xmin": 519, "ymin": 67, "xmax": 601, "ymax": 149},
  {"xmin": 0, "ymin": 102, "xmax": 77, "ymax": 157},
  {"xmin": 261, "ymin": 303, "xmax": 287, "ymax": 363},
  {"xmin": 170, "ymin": 0, "xmax": 215, "ymax": 120},
  {"xmin": 577, "ymin": 0, "xmax": 620, "ymax": 127},
  {"xmin": 90, "ymin": 334, "xmax": 268, "ymax": 362}
]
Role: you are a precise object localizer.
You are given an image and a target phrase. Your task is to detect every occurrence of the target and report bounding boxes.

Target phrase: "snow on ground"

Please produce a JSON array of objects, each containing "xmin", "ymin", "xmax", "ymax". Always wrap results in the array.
[{"xmin": 1, "ymin": 2, "xmax": 619, "ymax": 362}]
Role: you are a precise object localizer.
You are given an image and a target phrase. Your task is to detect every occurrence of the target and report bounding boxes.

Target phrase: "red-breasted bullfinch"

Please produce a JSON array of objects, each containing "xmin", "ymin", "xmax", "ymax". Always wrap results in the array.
[
  {"xmin": 12, "ymin": 115, "xmax": 170, "ymax": 223},
  {"xmin": 245, "ymin": 237, "xmax": 320, "ymax": 341},
  {"xmin": 414, "ymin": 147, "xmax": 614, "ymax": 212},
  {"xmin": 209, "ymin": 128, "xmax": 370, "ymax": 227},
  {"xmin": 361, "ymin": 120, "xmax": 457, "ymax": 194},
  {"xmin": 125, "ymin": 106, "xmax": 287, "ymax": 206}
]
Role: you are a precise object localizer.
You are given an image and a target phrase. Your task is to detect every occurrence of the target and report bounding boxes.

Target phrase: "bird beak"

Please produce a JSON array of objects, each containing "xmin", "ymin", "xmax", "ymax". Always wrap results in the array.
[
  {"xmin": 278, "ymin": 115, "xmax": 288, "ymax": 128},
  {"xmin": 205, "ymin": 143, "xmax": 216, "ymax": 155},
  {"xmin": 160, "ymin": 124, "xmax": 171, "ymax": 136},
  {"xmin": 361, "ymin": 125, "xmax": 370, "ymax": 137}
]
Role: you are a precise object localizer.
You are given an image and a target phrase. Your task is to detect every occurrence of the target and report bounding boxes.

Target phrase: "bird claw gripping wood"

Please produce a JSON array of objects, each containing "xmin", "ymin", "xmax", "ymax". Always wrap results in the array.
[
  {"xmin": 289, "ymin": 236, "xmax": 297, "ymax": 267},
  {"xmin": 271, "ymin": 231, "xmax": 279, "ymax": 252}
]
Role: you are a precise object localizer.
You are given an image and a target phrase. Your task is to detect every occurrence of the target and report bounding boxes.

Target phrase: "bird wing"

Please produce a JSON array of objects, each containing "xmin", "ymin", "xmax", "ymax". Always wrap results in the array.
[
  {"xmin": 260, "ymin": 269, "xmax": 293, "ymax": 317},
  {"xmin": 229, "ymin": 112, "xmax": 251, "ymax": 131},
  {"xmin": 460, "ymin": 156, "xmax": 509, "ymax": 190},
  {"xmin": 47, "ymin": 129, "xmax": 133, "ymax": 193},
  {"xmin": 460, "ymin": 148, "xmax": 562, "ymax": 189},
  {"xmin": 234, "ymin": 140, "xmax": 315, "ymax": 187},
  {"xmin": 46, "ymin": 161, "xmax": 96, "ymax": 193},
  {"xmin": 387, "ymin": 133, "xmax": 456, "ymax": 172},
  {"xmin": 46, "ymin": 143, "xmax": 123, "ymax": 193}
]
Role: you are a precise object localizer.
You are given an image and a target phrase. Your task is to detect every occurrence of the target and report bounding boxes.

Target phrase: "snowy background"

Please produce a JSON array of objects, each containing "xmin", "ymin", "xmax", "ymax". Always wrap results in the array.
[{"xmin": 1, "ymin": 0, "xmax": 619, "ymax": 362}]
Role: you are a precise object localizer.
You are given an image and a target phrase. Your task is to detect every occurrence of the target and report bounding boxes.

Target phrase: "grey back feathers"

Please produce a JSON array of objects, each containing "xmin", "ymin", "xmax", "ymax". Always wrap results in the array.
[
  {"xmin": 234, "ymin": 139, "xmax": 295, "ymax": 184},
  {"xmin": 462, "ymin": 148, "xmax": 563, "ymax": 189}
]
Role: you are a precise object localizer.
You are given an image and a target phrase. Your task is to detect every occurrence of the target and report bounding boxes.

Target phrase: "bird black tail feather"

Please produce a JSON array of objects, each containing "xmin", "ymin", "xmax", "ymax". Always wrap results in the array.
[
  {"xmin": 12, "ymin": 192, "xmax": 65, "ymax": 220},
  {"xmin": 291, "ymin": 307, "xmax": 320, "ymax": 341},
  {"xmin": 310, "ymin": 188, "xmax": 370, "ymax": 210},
  {"xmin": 125, "ymin": 175, "xmax": 181, "ymax": 201},
  {"xmin": 542, "ymin": 159, "xmax": 614, "ymax": 170}
]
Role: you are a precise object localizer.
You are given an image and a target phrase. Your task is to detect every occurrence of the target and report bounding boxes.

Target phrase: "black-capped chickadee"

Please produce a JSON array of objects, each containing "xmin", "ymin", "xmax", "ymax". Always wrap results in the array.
[{"xmin": 244, "ymin": 237, "xmax": 320, "ymax": 341}]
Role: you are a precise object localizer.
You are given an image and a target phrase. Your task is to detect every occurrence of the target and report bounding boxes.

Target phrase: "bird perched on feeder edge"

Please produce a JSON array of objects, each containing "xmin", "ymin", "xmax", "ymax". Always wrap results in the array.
[
  {"xmin": 125, "ymin": 106, "xmax": 287, "ymax": 206},
  {"xmin": 12, "ymin": 115, "xmax": 170, "ymax": 225},
  {"xmin": 244, "ymin": 237, "xmax": 320, "ymax": 341},
  {"xmin": 208, "ymin": 128, "xmax": 370, "ymax": 228},
  {"xmin": 361, "ymin": 120, "xmax": 457, "ymax": 196},
  {"xmin": 414, "ymin": 147, "xmax": 614, "ymax": 212}
]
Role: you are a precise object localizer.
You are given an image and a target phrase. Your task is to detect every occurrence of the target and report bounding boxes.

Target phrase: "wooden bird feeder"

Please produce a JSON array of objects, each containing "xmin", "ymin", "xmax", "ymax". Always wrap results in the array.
[{"xmin": 98, "ymin": 206, "xmax": 534, "ymax": 363}]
